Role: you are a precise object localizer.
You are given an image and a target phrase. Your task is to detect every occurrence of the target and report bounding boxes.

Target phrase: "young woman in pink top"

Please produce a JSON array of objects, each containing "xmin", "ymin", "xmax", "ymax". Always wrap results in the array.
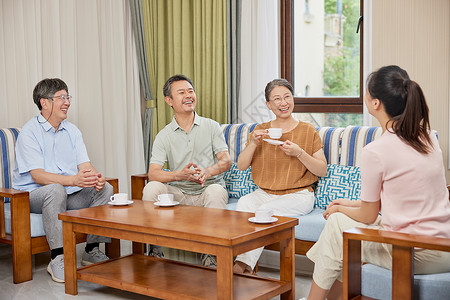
[{"xmin": 302, "ymin": 65, "xmax": 450, "ymax": 300}]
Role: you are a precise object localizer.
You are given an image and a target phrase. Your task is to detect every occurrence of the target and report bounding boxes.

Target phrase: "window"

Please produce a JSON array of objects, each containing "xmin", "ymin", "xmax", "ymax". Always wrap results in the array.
[{"xmin": 280, "ymin": 0, "xmax": 364, "ymax": 127}]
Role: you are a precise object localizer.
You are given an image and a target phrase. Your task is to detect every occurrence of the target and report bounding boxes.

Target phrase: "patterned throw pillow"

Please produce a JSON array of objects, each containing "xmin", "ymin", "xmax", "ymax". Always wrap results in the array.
[
  {"xmin": 223, "ymin": 162, "xmax": 258, "ymax": 199},
  {"xmin": 314, "ymin": 164, "xmax": 361, "ymax": 209}
]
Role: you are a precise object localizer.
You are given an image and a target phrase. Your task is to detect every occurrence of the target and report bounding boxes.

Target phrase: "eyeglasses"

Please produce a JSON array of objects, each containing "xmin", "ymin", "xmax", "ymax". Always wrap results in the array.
[
  {"xmin": 270, "ymin": 95, "xmax": 293, "ymax": 105},
  {"xmin": 48, "ymin": 94, "xmax": 72, "ymax": 103}
]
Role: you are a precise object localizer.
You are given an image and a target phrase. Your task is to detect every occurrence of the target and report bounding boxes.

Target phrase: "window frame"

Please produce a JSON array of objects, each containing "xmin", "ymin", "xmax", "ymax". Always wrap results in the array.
[{"xmin": 280, "ymin": 0, "xmax": 364, "ymax": 113}]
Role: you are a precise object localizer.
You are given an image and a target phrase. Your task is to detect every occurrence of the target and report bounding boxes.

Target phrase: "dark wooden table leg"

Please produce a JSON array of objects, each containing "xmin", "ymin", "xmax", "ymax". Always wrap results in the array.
[{"xmin": 105, "ymin": 238, "xmax": 121, "ymax": 258}]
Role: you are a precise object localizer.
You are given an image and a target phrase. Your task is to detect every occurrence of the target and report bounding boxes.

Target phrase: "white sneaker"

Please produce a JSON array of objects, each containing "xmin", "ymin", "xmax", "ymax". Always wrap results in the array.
[
  {"xmin": 81, "ymin": 247, "xmax": 109, "ymax": 266},
  {"xmin": 47, "ymin": 254, "xmax": 65, "ymax": 283}
]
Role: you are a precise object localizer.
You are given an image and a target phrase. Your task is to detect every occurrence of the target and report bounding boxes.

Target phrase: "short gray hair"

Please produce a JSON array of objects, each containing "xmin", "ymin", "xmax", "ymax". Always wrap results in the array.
[{"xmin": 264, "ymin": 79, "xmax": 293, "ymax": 101}]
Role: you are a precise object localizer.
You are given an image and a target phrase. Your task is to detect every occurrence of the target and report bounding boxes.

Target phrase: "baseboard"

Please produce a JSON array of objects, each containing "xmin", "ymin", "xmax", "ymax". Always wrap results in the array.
[{"xmin": 259, "ymin": 249, "xmax": 314, "ymax": 276}]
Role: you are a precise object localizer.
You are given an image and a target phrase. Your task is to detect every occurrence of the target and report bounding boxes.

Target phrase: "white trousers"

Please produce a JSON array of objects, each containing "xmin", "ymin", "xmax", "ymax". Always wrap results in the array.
[
  {"xmin": 307, "ymin": 212, "xmax": 450, "ymax": 290},
  {"xmin": 235, "ymin": 188, "xmax": 315, "ymax": 270}
]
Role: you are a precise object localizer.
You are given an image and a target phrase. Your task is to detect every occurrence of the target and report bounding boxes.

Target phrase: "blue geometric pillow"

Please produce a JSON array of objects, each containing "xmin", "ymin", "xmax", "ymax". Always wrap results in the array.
[
  {"xmin": 314, "ymin": 164, "xmax": 361, "ymax": 209},
  {"xmin": 223, "ymin": 162, "xmax": 258, "ymax": 199}
]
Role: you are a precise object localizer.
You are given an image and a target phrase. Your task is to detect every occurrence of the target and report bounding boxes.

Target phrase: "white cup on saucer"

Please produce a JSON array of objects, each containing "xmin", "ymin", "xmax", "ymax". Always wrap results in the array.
[
  {"xmin": 158, "ymin": 193, "xmax": 174, "ymax": 204},
  {"xmin": 255, "ymin": 208, "xmax": 274, "ymax": 222},
  {"xmin": 110, "ymin": 193, "xmax": 128, "ymax": 204},
  {"xmin": 268, "ymin": 128, "xmax": 282, "ymax": 139}
]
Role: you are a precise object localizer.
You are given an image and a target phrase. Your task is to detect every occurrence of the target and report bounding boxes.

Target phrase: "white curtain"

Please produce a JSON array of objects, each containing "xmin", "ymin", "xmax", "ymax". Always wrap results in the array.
[
  {"xmin": 0, "ymin": 0, "xmax": 145, "ymax": 193},
  {"xmin": 239, "ymin": 0, "xmax": 279, "ymax": 124}
]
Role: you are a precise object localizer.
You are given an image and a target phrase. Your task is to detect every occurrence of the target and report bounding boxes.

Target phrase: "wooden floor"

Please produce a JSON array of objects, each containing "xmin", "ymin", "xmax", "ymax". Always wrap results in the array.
[{"xmin": 0, "ymin": 242, "xmax": 313, "ymax": 299}]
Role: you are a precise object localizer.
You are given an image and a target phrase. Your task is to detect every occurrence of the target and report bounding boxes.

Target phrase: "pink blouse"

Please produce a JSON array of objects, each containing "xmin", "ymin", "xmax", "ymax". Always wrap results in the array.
[{"xmin": 361, "ymin": 131, "xmax": 450, "ymax": 239}]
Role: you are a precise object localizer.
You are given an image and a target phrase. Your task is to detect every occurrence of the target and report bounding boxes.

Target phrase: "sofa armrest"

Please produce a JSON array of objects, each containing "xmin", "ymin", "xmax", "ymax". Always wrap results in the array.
[
  {"xmin": 131, "ymin": 174, "xmax": 148, "ymax": 200},
  {"xmin": 0, "ymin": 177, "xmax": 119, "ymax": 240},
  {"xmin": 343, "ymin": 227, "xmax": 450, "ymax": 300},
  {"xmin": 0, "ymin": 187, "xmax": 30, "ymax": 241},
  {"xmin": 105, "ymin": 177, "xmax": 119, "ymax": 194}
]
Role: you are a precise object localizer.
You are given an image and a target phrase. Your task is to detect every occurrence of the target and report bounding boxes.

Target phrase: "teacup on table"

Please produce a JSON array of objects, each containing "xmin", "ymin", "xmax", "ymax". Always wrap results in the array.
[
  {"xmin": 255, "ymin": 208, "xmax": 274, "ymax": 222},
  {"xmin": 110, "ymin": 193, "xmax": 129, "ymax": 204},
  {"xmin": 268, "ymin": 128, "xmax": 282, "ymax": 139},
  {"xmin": 158, "ymin": 193, "xmax": 174, "ymax": 204}
]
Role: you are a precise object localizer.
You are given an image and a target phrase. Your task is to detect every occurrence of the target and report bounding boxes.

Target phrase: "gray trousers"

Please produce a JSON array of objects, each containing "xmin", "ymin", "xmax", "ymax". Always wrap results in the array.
[{"xmin": 29, "ymin": 183, "xmax": 113, "ymax": 249}]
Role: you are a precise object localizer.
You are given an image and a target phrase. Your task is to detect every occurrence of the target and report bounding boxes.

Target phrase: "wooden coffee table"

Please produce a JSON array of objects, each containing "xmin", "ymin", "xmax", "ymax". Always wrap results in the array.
[{"xmin": 59, "ymin": 201, "xmax": 298, "ymax": 299}]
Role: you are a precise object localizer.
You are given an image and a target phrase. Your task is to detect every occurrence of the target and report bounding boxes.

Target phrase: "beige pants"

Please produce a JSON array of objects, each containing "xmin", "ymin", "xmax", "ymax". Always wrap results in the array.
[
  {"xmin": 142, "ymin": 181, "xmax": 228, "ymax": 209},
  {"xmin": 307, "ymin": 212, "xmax": 450, "ymax": 290}
]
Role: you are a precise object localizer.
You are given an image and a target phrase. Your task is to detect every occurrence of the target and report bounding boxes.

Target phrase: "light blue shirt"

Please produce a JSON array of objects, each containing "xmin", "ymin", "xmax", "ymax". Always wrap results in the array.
[
  {"xmin": 13, "ymin": 115, "xmax": 90, "ymax": 194},
  {"xmin": 150, "ymin": 113, "xmax": 228, "ymax": 194}
]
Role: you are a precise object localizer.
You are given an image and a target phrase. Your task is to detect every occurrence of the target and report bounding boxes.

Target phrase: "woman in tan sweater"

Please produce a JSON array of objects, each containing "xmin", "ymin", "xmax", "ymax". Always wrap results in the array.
[{"xmin": 233, "ymin": 79, "xmax": 327, "ymax": 274}]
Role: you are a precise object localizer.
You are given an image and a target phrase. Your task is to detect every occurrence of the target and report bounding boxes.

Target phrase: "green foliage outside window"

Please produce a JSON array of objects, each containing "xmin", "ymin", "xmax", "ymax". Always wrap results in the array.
[{"xmin": 323, "ymin": 0, "xmax": 362, "ymax": 127}]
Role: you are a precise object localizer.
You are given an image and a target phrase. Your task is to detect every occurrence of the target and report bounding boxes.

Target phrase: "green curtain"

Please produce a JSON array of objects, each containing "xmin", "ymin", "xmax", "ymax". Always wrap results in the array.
[{"xmin": 142, "ymin": 0, "xmax": 228, "ymax": 134}]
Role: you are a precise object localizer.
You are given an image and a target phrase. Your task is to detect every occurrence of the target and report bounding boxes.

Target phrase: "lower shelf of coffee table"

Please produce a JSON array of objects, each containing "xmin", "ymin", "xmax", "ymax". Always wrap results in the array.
[{"xmin": 77, "ymin": 254, "xmax": 290, "ymax": 299}]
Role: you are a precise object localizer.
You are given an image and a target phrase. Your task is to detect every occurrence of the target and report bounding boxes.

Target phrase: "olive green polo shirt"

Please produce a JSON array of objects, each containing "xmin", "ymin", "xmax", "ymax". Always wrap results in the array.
[{"xmin": 150, "ymin": 113, "xmax": 228, "ymax": 194}]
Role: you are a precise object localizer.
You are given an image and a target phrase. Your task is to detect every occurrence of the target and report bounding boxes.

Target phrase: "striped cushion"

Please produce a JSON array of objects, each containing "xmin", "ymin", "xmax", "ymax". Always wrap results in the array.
[
  {"xmin": 0, "ymin": 128, "xmax": 20, "ymax": 202},
  {"xmin": 340, "ymin": 126, "xmax": 383, "ymax": 166},
  {"xmin": 317, "ymin": 127, "xmax": 345, "ymax": 164},
  {"xmin": 221, "ymin": 124, "xmax": 258, "ymax": 162}
]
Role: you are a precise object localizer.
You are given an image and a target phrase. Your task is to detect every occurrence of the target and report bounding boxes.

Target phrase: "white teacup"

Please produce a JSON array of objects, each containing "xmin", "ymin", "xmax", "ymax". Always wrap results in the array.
[
  {"xmin": 110, "ymin": 193, "xmax": 128, "ymax": 204},
  {"xmin": 158, "ymin": 193, "xmax": 174, "ymax": 204},
  {"xmin": 268, "ymin": 128, "xmax": 282, "ymax": 139},
  {"xmin": 255, "ymin": 208, "xmax": 274, "ymax": 221}
]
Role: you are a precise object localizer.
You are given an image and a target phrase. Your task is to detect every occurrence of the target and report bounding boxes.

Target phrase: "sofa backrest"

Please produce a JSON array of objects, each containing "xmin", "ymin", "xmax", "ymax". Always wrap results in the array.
[
  {"xmin": 0, "ymin": 128, "xmax": 20, "ymax": 190},
  {"xmin": 221, "ymin": 124, "xmax": 258, "ymax": 162},
  {"xmin": 220, "ymin": 124, "xmax": 383, "ymax": 166},
  {"xmin": 340, "ymin": 126, "xmax": 383, "ymax": 166}
]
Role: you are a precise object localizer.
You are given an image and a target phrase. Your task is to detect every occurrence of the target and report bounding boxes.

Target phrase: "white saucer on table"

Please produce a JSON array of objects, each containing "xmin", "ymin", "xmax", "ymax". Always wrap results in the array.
[
  {"xmin": 108, "ymin": 200, "xmax": 134, "ymax": 206},
  {"xmin": 263, "ymin": 139, "xmax": 284, "ymax": 146},
  {"xmin": 248, "ymin": 217, "xmax": 278, "ymax": 224},
  {"xmin": 154, "ymin": 201, "xmax": 180, "ymax": 207}
]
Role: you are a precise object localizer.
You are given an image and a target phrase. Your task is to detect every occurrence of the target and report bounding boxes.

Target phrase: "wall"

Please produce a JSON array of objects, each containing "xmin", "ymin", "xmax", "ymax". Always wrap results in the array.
[{"xmin": 371, "ymin": 0, "xmax": 450, "ymax": 182}]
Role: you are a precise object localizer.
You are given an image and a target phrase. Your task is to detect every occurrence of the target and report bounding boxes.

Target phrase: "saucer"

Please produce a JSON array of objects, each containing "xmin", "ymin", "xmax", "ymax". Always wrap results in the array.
[
  {"xmin": 154, "ymin": 201, "xmax": 180, "ymax": 207},
  {"xmin": 263, "ymin": 139, "xmax": 284, "ymax": 146},
  {"xmin": 108, "ymin": 200, "xmax": 133, "ymax": 206},
  {"xmin": 248, "ymin": 217, "xmax": 278, "ymax": 224}
]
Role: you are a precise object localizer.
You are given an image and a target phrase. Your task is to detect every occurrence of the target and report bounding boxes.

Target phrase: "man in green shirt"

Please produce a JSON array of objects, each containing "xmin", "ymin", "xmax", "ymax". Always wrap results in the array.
[{"xmin": 142, "ymin": 74, "xmax": 231, "ymax": 266}]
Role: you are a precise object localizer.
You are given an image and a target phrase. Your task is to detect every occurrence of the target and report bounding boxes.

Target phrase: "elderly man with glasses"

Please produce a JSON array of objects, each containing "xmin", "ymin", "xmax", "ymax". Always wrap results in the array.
[{"xmin": 12, "ymin": 78, "xmax": 112, "ymax": 283}]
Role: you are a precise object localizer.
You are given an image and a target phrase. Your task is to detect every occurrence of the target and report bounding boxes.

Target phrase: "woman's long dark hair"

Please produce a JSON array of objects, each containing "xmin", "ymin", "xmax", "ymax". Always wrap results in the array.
[{"xmin": 367, "ymin": 65, "xmax": 432, "ymax": 154}]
